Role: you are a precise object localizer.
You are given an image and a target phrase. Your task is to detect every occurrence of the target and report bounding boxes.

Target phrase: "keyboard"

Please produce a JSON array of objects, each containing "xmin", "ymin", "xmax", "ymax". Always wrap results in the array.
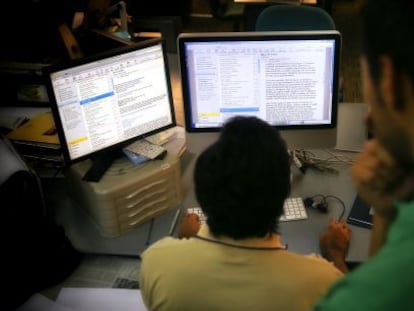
[
  {"xmin": 279, "ymin": 197, "xmax": 308, "ymax": 222},
  {"xmin": 187, "ymin": 206, "xmax": 207, "ymax": 223},
  {"xmin": 187, "ymin": 197, "xmax": 308, "ymax": 224}
]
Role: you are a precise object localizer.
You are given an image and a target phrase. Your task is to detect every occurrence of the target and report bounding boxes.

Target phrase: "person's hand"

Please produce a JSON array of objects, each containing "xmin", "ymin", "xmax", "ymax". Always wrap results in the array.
[
  {"xmin": 178, "ymin": 213, "xmax": 201, "ymax": 239},
  {"xmin": 319, "ymin": 219, "xmax": 351, "ymax": 273},
  {"xmin": 351, "ymin": 139, "xmax": 414, "ymax": 216}
]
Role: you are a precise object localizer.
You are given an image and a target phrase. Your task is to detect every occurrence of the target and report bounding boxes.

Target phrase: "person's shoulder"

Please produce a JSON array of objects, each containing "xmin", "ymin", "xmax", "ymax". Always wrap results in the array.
[
  {"xmin": 143, "ymin": 236, "xmax": 181, "ymax": 252},
  {"xmin": 284, "ymin": 251, "xmax": 343, "ymax": 275},
  {"xmin": 303, "ymin": 253, "xmax": 340, "ymax": 267},
  {"xmin": 304, "ymin": 252, "xmax": 334, "ymax": 263},
  {"xmin": 141, "ymin": 237, "xmax": 198, "ymax": 258},
  {"xmin": 283, "ymin": 250, "xmax": 328, "ymax": 262},
  {"xmin": 306, "ymin": 253, "xmax": 344, "ymax": 277}
]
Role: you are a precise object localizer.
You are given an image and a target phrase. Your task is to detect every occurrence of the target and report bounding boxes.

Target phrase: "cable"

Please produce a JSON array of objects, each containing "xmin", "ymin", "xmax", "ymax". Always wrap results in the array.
[
  {"xmin": 303, "ymin": 194, "xmax": 346, "ymax": 221},
  {"xmin": 293, "ymin": 149, "xmax": 354, "ymax": 174},
  {"xmin": 324, "ymin": 194, "xmax": 346, "ymax": 221},
  {"xmin": 303, "ymin": 194, "xmax": 328, "ymax": 213}
]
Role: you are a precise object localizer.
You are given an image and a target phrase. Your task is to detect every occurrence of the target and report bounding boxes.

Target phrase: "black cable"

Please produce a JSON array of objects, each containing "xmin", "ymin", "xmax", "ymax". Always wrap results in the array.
[
  {"xmin": 304, "ymin": 194, "xmax": 346, "ymax": 221},
  {"xmin": 324, "ymin": 195, "xmax": 346, "ymax": 221},
  {"xmin": 303, "ymin": 194, "xmax": 327, "ymax": 213}
]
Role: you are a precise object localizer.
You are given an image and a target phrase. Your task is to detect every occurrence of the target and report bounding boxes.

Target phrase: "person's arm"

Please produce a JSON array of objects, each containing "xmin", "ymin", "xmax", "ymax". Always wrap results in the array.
[
  {"xmin": 178, "ymin": 213, "xmax": 201, "ymax": 238},
  {"xmin": 319, "ymin": 219, "xmax": 351, "ymax": 273},
  {"xmin": 351, "ymin": 139, "xmax": 414, "ymax": 255},
  {"xmin": 326, "ymin": 253, "xmax": 349, "ymax": 274}
]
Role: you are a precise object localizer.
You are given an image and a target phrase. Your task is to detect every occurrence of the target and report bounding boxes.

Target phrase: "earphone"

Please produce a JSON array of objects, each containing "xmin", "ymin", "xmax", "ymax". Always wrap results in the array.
[
  {"xmin": 303, "ymin": 196, "xmax": 328, "ymax": 213},
  {"xmin": 303, "ymin": 194, "xmax": 346, "ymax": 220}
]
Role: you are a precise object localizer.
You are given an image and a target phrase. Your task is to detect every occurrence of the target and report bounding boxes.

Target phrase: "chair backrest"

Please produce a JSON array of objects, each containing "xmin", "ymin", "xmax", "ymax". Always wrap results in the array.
[
  {"xmin": 255, "ymin": 4, "xmax": 335, "ymax": 31},
  {"xmin": 255, "ymin": 5, "xmax": 344, "ymax": 109},
  {"xmin": 1, "ymin": 134, "xmax": 82, "ymax": 310}
]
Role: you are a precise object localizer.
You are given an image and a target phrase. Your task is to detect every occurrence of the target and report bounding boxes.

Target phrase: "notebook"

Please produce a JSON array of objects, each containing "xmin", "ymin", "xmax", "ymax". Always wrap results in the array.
[{"xmin": 347, "ymin": 195, "xmax": 373, "ymax": 229}]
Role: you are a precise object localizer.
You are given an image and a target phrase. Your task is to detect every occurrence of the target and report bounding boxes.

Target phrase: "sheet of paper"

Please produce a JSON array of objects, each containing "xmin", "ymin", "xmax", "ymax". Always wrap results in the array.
[
  {"xmin": 57, "ymin": 288, "xmax": 147, "ymax": 311},
  {"xmin": 16, "ymin": 293, "xmax": 75, "ymax": 311}
]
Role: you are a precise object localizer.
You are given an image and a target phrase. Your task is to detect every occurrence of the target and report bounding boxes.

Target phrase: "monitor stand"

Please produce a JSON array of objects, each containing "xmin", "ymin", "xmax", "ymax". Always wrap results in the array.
[{"xmin": 82, "ymin": 149, "xmax": 122, "ymax": 182}]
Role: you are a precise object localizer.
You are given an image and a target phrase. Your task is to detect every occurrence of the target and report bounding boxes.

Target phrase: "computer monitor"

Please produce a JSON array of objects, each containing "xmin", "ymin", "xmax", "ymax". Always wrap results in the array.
[
  {"xmin": 177, "ymin": 31, "xmax": 341, "ymax": 154},
  {"xmin": 44, "ymin": 38, "xmax": 176, "ymax": 181}
]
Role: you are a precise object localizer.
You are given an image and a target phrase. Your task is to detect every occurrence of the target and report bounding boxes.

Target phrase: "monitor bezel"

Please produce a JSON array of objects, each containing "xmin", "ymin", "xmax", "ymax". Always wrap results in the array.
[
  {"xmin": 177, "ymin": 30, "xmax": 341, "ymax": 134},
  {"xmin": 43, "ymin": 38, "xmax": 176, "ymax": 166}
]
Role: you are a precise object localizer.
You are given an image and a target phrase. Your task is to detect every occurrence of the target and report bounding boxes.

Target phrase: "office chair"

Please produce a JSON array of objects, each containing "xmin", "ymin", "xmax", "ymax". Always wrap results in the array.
[
  {"xmin": 255, "ymin": 4, "xmax": 336, "ymax": 31},
  {"xmin": 207, "ymin": 0, "xmax": 245, "ymax": 31},
  {"xmin": 1, "ymin": 135, "xmax": 82, "ymax": 310}
]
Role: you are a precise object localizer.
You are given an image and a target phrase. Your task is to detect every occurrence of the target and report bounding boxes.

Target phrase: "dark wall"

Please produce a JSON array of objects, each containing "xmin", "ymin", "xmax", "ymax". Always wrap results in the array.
[{"xmin": 0, "ymin": 0, "xmax": 85, "ymax": 62}]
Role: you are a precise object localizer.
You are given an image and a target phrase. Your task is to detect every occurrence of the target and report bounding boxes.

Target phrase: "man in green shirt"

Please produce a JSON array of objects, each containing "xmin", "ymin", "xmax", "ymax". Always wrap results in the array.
[{"xmin": 314, "ymin": 0, "xmax": 414, "ymax": 309}]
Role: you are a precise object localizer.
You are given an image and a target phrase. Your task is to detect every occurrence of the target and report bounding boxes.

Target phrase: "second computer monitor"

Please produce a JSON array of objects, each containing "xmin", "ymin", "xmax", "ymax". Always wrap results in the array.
[
  {"xmin": 44, "ymin": 38, "xmax": 176, "ymax": 181},
  {"xmin": 177, "ymin": 30, "xmax": 341, "ymax": 153}
]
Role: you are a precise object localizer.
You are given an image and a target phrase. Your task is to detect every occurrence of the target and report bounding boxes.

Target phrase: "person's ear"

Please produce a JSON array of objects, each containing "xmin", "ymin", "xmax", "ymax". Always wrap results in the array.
[
  {"xmin": 378, "ymin": 55, "xmax": 397, "ymax": 111},
  {"xmin": 379, "ymin": 56, "xmax": 414, "ymax": 115}
]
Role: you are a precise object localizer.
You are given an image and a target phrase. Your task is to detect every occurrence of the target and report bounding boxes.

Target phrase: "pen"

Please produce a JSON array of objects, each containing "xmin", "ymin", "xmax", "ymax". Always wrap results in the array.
[{"xmin": 145, "ymin": 218, "xmax": 154, "ymax": 246}]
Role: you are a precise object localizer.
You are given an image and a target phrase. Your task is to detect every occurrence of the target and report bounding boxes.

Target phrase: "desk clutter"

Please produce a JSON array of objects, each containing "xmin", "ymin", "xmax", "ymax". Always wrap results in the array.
[
  {"xmin": 65, "ymin": 152, "xmax": 183, "ymax": 238},
  {"xmin": 123, "ymin": 126, "xmax": 186, "ymax": 166},
  {"xmin": 3, "ymin": 111, "xmax": 63, "ymax": 164}
]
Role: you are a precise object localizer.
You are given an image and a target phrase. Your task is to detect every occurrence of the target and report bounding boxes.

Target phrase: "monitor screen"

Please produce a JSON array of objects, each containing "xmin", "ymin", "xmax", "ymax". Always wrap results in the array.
[
  {"xmin": 44, "ymin": 38, "xmax": 176, "ymax": 181},
  {"xmin": 177, "ymin": 31, "xmax": 341, "ymax": 153}
]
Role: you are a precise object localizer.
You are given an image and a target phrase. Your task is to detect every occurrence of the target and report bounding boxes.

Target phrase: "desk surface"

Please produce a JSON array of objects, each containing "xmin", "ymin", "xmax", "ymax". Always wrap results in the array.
[
  {"xmin": 180, "ymin": 148, "xmax": 370, "ymax": 263},
  {"xmin": 47, "ymin": 138, "xmax": 370, "ymax": 262},
  {"xmin": 49, "ymin": 145, "xmax": 369, "ymax": 262}
]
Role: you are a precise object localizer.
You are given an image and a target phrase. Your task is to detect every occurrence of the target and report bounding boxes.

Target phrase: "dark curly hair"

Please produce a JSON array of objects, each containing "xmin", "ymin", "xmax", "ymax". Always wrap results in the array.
[{"xmin": 194, "ymin": 116, "xmax": 291, "ymax": 239}]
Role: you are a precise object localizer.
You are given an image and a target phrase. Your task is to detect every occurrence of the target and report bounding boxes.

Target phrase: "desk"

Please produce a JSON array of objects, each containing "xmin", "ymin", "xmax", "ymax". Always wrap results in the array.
[
  {"xmin": 180, "ymin": 101, "xmax": 369, "ymax": 263},
  {"xmin": 181, "ymin": 148, "xmax": 370, "ymax": 263},
  {"xmin": 0, "ymin": 50, "xmax": 370, "ymax": 261},
  {"xmin": 49, "ymin": 134, "xmax": 370, "ymax": 262},
  {"xmin": 4, "ymin": 52, "xmax": 370, "ymax": 263}
]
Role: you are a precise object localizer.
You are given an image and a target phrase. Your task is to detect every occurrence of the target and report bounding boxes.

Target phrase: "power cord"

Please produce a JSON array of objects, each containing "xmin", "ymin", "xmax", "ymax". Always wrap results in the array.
[
  {"xmin": 303, "ymin": 194, "xmax": 346, "ymax": 221},
  {"xmin": 292, "ymin": 149, "xmax": 354, "ymax": 174}
]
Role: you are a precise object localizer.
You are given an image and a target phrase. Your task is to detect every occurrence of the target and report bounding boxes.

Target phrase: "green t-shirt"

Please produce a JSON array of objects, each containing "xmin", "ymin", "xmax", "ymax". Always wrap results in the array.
[{"xmin": 314, "ymin": 200, "xmax": 414, "ymax": 310}]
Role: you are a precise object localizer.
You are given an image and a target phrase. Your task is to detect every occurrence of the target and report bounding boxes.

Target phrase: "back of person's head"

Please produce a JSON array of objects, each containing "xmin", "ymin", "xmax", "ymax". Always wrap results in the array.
[
  {"xmin": 361, "ymin": 0, "xmax": 414, "ymax": 89},
  {"xmin": 194, "ymin": 116, "xmax": 291, "ymax": 239}
]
